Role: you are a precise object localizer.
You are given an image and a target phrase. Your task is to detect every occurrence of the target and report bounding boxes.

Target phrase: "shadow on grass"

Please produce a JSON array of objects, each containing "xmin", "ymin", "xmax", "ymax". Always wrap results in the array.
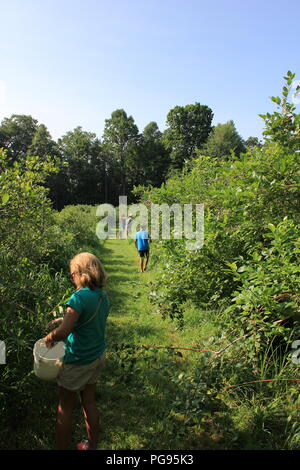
[
  {"xmin": 98, "ymin": 351, "xmax": 288, "ymax": 450},
  {"xmin": 95, "ymin": 353, "xmax": 233, "ymax": 450},
  {"xmin": 107, "ymin": 320, "xmax": 165, "ymax": 342}
]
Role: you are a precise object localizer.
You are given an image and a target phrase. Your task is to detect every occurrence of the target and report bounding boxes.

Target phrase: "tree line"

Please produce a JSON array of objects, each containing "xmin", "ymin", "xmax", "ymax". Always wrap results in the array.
[{"xmin": 0, "ymin": 104, "xmax": 257, "ymax": 209}]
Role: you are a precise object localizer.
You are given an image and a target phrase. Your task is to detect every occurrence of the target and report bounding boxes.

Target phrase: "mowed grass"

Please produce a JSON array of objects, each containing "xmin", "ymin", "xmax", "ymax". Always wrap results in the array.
[{"xmin": 84, "ymin": 238, "xmax": 220, "ymax": 450}]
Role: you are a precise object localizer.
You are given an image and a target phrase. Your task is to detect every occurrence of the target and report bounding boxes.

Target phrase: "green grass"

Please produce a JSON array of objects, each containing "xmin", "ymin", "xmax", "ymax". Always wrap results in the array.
[
  {"xmin": 8, "ymin": 236, "xmax": 298, "ymax": 450},
  {"xmin": 85, "ymin": 238, "xmax": 213, "ymax": 450}
]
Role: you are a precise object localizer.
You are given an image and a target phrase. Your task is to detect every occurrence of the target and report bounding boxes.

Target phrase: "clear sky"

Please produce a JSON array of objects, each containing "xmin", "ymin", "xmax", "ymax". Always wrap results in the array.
[{"xmin": 0, "ymin": 0, "xmax": 299, "ymax": 141}]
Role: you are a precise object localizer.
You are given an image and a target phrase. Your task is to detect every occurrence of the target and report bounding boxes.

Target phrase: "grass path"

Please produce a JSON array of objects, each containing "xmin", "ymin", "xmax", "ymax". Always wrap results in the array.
[
  {"xmin": 86, "ymin": 238, "xmax": 203, "ymax": 450},
  {"xmin": 100, "ymin": 238, "xmax": 184, "ymax": 349}
]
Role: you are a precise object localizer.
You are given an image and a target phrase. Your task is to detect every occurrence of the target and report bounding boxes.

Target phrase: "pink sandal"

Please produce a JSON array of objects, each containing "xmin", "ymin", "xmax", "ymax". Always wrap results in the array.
[{"xmin": 76, "ymin": 440, "xmax": 90, "ymax": 450}]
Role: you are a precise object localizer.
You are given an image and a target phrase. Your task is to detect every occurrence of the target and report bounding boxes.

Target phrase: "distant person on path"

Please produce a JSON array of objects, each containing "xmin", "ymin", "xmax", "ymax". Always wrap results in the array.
[
  {"xmin": 43, "ymin": 252, "xmax": 110, "ymax": 450},
  {"xmin": 126, "ymin": 214, "xmax": 133, "ymax": 237},
  {"xmin": 134, "ymin": 225, "xmax": 151, "ymax": 273},
  {"xmin": 119, "ymin": 214, "xmax": 127, "ymax": 239}
]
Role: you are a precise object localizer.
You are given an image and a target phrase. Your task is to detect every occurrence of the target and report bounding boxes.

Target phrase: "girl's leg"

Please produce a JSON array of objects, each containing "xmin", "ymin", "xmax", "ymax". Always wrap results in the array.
[
  {"xmin": 56, "ymin": 386, "xmax": 77, "ymax": 450},
  {"xmin": 80, "ymin": 383, "xmax": 100, "ymax": 449}
]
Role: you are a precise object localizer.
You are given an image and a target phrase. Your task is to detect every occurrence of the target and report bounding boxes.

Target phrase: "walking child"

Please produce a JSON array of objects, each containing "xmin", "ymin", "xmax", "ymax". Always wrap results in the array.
[{"xmin": 43, "ymin": 252, "xmax": 110, "ymax": 450}]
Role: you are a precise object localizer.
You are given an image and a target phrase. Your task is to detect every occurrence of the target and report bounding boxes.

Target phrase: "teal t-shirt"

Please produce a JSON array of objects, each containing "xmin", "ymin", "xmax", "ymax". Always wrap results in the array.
[{"xmin": 63, "ymin": 287, "xmax": 110, "ymax": 365}]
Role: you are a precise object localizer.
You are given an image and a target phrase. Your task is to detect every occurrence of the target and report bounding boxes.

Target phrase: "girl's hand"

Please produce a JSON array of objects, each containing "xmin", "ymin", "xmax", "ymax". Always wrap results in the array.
[{"xmin": 43, "ymin": 333, "xmax": 56, "ymax": 349}]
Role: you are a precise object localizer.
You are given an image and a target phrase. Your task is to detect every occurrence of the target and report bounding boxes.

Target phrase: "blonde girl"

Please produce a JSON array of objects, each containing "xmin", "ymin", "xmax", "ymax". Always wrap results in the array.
[{"xmin": 44, "ymin": 252, "xmax": 110, "ymax": 450}]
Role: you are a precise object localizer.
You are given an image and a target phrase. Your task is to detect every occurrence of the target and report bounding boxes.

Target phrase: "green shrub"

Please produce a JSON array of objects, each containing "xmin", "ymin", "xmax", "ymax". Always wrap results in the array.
[
  {"xmin": 135, "ymin": 73, "xmax": 300, "ymax": 371},
  {"xmin": 0, "ymin": 150, "xmax": 102, "ymax": 441},
  {"xmin": 223, "ymin": 218, "xmax": 300, "ymax": 363}
]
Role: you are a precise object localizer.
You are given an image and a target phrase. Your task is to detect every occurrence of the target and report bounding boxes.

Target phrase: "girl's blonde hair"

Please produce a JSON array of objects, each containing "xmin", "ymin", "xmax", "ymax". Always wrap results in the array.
[{"xmin": 70, "ymin": 252, "xmax": 107, "ymax": 289}]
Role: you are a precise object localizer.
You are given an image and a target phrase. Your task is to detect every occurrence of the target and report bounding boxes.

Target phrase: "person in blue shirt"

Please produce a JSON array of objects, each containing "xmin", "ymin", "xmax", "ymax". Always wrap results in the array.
[{"xmin": 134, "ymin": 225, "xmax": 151, "ymax": 272}]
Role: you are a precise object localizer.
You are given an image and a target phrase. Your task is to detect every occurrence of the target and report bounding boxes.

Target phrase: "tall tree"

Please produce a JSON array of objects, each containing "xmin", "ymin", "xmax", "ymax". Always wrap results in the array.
[
  {"xmin": 163, "ymin": 103, "xmax": 213, "ymax": 169},
  {"xmin": 140, "ymin": 121, "xmax": 171, "ymax": 186},
  {"xmin": 27, "ymin": 123, "xmax": 63, "ymax": 208},
  {"xmin": 103, "ymin": 109, "xmax": 139, "ymax": 195},
  {"xmin": 201, "ymin": 120, "xmax": 246, "ymax": 159},
  {"xmin": 28, "ymin": 124, "xmax": 59, "ymax": 160},
  {"xmin": 244, "ymin": 136, "xmax": 262, "ymax": 149},
  {"xmin": 57, "ymin": 127, "xmax": 105, "ymax": 207},
  {"xmin": 0, "ymin": 114, "xmax": 38, "ymax": 162}
]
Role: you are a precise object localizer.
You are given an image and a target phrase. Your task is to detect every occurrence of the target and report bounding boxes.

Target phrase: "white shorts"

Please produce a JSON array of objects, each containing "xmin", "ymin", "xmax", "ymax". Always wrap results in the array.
[{"xmin": 57, "ymin": 354, "xmax": 105, "ymax": 392}]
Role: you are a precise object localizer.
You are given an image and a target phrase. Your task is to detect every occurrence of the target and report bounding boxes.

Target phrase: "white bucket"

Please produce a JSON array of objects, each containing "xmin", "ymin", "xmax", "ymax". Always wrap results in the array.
[{"xmin": 33, "ymin": 339, "xmax": 65, "ymax": 381}]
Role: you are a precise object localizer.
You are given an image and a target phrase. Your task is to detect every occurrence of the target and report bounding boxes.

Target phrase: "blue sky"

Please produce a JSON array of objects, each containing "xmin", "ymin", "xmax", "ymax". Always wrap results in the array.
[{"xmin": 0, "ymin": 0, "xmax": 299, "ymax": 141}]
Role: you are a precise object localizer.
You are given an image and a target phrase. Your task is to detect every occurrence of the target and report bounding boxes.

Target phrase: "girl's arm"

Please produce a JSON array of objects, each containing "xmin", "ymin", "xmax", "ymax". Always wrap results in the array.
[
  {"xmin": 44, "ymin": 307, "xmax": 79, "ymax": 347},
  {"xmin": 47, "ymin": 317, "xmax": 64, "ymax": 329}
]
